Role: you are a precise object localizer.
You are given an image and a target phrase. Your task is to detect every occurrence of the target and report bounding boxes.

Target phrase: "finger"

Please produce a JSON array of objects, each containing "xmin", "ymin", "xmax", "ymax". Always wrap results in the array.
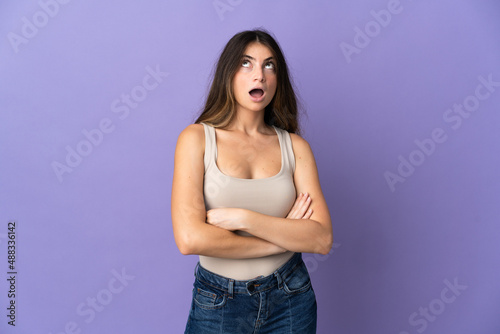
[
  {"xmin": 206, "ymin": 210, "xmax": 216, "ymax": 224},
  {"xmin": 291, "ymin": 193, "xmax": 310, "ymax": 218},
  {"xmin": 286, "ymin": 193, "xmax": 304, "ymax": 218},
  {"xmin": 287, "ymin": 193, "xmax": 312, "ymax": 219},
  {"xmin": 291, "ymin": 192, "xmax": 304, "ymax": 210},
  {"xmin": 302, "ymin": 208, "xmax": 313, "ymax": 219},
  {"xmin": 294, "ymin": 193, "xmax": 311, "ymax": 218}
]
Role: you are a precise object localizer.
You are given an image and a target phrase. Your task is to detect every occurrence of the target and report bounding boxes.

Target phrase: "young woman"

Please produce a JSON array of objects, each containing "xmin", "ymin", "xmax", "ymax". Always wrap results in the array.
[{"xmin": 171, "ymin": 29, "xmax": 333, "ymax": 333}]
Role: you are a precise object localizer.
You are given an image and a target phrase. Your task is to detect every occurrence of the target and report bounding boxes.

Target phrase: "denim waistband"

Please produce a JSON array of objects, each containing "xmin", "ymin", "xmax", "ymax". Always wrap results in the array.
[{"xmin": 194, "ymin": 252, "xmax": 304, "ymax": 297}]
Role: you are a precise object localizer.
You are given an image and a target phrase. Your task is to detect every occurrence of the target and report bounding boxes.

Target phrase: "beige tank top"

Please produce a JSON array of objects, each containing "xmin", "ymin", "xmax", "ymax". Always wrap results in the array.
[{"xmin": 199, "ymin": 122, "xmax": 297, "ymax": 280}]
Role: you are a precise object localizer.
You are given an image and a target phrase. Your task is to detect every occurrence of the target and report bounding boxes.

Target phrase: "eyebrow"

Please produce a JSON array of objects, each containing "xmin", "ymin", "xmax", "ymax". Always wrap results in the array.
[{"xmin": 242, "ymin": 55, "xmax": 274, "ymax": 62}]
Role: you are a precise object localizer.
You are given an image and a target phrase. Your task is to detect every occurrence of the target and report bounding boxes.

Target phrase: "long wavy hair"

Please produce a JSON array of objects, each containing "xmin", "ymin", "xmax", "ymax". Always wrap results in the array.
[{"xmin": 195, "ymin": 29, "xmax": 301, "ymax": 134}]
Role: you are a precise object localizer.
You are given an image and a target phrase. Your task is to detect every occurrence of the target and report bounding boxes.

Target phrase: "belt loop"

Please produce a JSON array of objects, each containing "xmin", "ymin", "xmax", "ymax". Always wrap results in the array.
[
  {"xmin": 274, "ymin": 271, "xmax": 283, "ymax": 289},
  {"xmin": 194, "ymin": 262, "xmax": 200, "ymax": 277},
  {"xmin": 228, "ymin": 279, "xmax": 234, "ymax": 299}
]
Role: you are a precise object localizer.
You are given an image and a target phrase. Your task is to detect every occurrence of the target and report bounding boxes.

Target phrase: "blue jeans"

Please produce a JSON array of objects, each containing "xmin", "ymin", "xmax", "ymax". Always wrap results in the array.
[{"xmin": 184, "ymin": 252, "xmax": 317, "ymax": 334}]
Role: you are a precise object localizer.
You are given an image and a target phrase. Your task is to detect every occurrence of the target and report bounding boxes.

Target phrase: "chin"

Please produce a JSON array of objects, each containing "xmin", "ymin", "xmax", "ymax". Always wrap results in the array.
[{"xmin": 236, "ymin": 102, "xmax": 270, "ymax": 114}]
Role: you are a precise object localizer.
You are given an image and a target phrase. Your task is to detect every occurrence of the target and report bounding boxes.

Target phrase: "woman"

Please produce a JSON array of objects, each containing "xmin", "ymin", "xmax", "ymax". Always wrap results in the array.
[{"xmin": 171, "ymin": 29, "xmax": 333, "ymax": 333}]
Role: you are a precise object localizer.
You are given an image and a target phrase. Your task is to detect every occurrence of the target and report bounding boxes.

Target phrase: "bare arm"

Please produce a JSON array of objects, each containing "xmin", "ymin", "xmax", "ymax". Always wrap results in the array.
[
  {"xmin": 171, "ymin": 124, "xmax": 287, "ymax": 258},
  {"xmin": 206, "ymin": 134, "xmax": 333, "ymax": 255}
]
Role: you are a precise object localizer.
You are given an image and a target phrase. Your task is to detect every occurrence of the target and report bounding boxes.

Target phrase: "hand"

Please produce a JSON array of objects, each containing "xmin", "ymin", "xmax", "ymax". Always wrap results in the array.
[
  {"xmin": 206, "ymin": 208, "xmax": 247, "ymax": 231},
  {"xmin": 286, "ymin": 192, "xmax": 313, "ymax": 219}
]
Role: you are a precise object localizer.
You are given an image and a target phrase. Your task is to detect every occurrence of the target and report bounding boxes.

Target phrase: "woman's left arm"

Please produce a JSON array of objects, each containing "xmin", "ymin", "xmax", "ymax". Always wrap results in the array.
[{"xmin": 207, "ymin": 133, "xmax": 333, "ymax": 255}]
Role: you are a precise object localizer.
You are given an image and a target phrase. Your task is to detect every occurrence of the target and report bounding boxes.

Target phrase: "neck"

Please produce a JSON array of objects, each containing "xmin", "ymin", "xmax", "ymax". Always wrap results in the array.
[{"xmin": 228, "ymin": 108, "xmax": 269, "ymax": 134}]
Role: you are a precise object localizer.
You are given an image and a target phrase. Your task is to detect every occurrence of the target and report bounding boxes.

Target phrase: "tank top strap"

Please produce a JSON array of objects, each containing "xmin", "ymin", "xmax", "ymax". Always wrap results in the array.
[
  {"xmin": 200, "ymin": 123, "xmax": 216, "ymax": 172},
  {"xmin": 273, "ymin": 126, "xmax": 296, "ymax": 174}
]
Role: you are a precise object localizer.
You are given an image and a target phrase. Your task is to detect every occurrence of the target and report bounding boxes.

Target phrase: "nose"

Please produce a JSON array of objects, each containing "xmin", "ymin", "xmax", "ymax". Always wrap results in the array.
[{"xmin": 253, "ymin": 66, "xmax": 265, "ymax": 82}]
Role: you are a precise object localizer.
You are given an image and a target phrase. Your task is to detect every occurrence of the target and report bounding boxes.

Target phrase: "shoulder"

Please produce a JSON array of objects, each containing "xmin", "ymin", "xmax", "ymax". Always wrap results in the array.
[
  {"xmin": 177, "ymin": 123, "xmax": 205, "ymax": 143},
  {"xmin": 289, "ymin": 132, "xmax": 314, "ymax": 158},
  {"xmin": 175, "ymin": 123, "xmax": 205, "ymax": 153},
  {"xmin": 289, "ymin": 133, "xmax": 322, "ymax": 189},
  {"xmin": 178, "ymin": 123, "xmax": 205, "ymax": 138}
]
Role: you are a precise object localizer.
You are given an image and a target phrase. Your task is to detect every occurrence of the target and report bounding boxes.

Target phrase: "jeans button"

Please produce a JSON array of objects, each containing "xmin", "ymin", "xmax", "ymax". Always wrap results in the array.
[{"xmin": 248, "ymin": 284, "xmax": 254, "ymax": 293}]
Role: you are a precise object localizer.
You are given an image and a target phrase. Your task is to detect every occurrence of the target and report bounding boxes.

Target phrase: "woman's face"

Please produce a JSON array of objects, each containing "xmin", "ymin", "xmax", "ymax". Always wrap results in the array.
[{"xmin": 232, "ymin": 42, "xmax": 277, "ymax": 115}]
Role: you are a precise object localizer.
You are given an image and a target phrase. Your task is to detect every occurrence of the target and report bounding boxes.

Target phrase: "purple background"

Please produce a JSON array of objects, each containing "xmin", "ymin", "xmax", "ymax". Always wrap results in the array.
[{"xmin": 1, "ymin": 0, "xmax": 499, "ymax": 333}]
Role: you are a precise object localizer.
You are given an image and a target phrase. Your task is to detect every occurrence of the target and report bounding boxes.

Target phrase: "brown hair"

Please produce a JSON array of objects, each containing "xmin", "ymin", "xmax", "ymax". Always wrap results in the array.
[{"xmin": 195, "ymin": 29, "xmax": 301, "ymax": 134}]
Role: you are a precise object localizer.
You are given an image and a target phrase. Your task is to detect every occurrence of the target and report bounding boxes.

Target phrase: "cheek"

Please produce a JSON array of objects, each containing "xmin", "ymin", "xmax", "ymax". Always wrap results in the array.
[
  {"xmin": 233, "ymin": 84, "xmax": 246, "ymax": 102},
  {"xmin": 233, "ymin": 74, "xmax": 246, "ymax": 92},
  {"xmin": 268, "ymin": 78, "xmax": 278, "ymax": 96},
  {"xmin": 232, "ymin": 80, "xmax": 243, "ymax": 99},
  {"xmin": 268, "ymin": 73, "xmax": 277, "ymax": 87}
]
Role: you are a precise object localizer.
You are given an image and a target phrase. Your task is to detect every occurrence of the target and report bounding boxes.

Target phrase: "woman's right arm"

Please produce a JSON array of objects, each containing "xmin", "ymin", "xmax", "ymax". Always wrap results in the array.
[{"xmin": 171, "ymin": 123, "xmax": 286, "ymax": 258}]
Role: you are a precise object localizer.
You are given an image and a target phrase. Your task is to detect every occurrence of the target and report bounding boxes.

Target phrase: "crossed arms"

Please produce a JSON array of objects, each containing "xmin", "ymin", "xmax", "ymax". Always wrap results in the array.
[{"xmin": 171, "ymin": 124, "xmax": 333, "ymax": 259}]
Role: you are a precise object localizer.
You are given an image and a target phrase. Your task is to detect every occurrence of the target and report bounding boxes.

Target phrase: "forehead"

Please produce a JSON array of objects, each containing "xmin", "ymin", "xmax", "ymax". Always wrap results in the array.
[{"xmin": 242, "ymin": 42, "xmax": 274, "ymax": 59}]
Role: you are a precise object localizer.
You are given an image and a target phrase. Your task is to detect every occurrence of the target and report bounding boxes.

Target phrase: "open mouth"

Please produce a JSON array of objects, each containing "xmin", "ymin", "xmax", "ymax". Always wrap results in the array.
[{"xmin": 249, "ymin": 88, "xmax": 264, "ymax": 98}]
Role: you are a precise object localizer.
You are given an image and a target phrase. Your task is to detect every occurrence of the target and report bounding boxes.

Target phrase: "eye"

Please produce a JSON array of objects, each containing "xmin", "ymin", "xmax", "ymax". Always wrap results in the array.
[
  {"xmin": 242, "ymin": 60, "xmax": 251, "ymax": 67},
  {"xmin": 265, "ymin": 62, "xmax": 275, "ymax": 70}
]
